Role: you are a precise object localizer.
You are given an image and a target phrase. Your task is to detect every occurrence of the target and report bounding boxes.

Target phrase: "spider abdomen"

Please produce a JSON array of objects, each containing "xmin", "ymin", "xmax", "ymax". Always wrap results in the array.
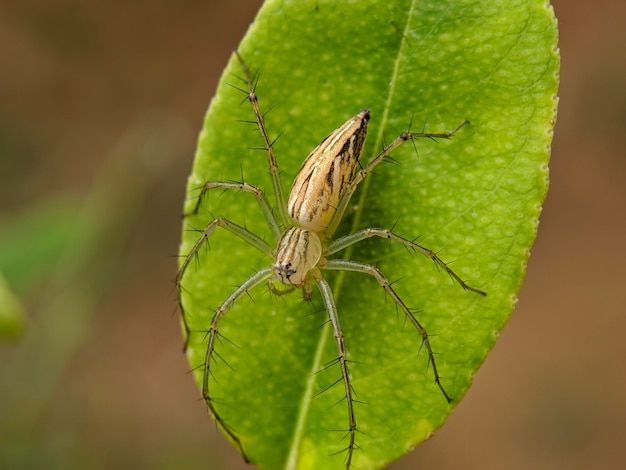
[{"xmin": 287, "ymin": 109, "xmax": 370, "ymax": 233}]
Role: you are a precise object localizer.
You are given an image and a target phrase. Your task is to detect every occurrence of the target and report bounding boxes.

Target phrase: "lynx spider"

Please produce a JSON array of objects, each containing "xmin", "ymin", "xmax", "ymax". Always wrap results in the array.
[{"xmin": 176, "ymin": 52, "xmax": 486, "ymax": 468}]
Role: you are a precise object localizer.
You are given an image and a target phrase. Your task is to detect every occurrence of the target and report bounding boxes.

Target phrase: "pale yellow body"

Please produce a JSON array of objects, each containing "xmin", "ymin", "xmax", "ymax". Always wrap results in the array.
[
  {"xmin": 275, "ymin": 109, "xmax": 370, "ymax": 287},
  {"xmin": 287, "ymin": 109, "xmax": 370, "ymax": 233}
]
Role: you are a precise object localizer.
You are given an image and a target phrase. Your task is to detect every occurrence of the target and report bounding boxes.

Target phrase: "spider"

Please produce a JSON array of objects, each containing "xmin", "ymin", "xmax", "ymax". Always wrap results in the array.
[{"xmin": 176, "ymin": 52, "xmax": 486, "ymax": 469}]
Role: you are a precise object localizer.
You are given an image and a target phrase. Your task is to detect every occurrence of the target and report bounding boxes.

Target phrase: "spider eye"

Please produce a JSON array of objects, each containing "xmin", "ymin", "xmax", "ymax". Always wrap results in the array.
[{"xmin": 274, "ymin": 261, "xmax": 296, "ymax": 284}]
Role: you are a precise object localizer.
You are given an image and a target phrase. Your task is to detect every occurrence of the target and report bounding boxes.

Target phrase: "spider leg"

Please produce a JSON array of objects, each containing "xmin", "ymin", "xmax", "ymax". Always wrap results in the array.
[
  {"xmin": 323, "ymin": 259, "xmax": 453, "ymax": 403},
  {"xmin": 325, "ymin": 120, "xmax": 468, "ymax": 237},
  {"xmin": 203, "ymin": 266, "xmax": 274, "ymax": 462},
  {"xmin": 234, "ymin": 51, "xmax": 289, "ymax": 228},
  {"xmin": 313, "ymin": 269, "xmax": 358, "ymax": 469},
  {"xmin": 327, "ymin": 227, "xmax": 486, "ymax": 296},
  {"xmin": 185, "ymin": 180, "xmax": 281, "ymax": 240},
  {"xmin": 176, "ymin": 217, "xmax": 273, "ymax": 350}
]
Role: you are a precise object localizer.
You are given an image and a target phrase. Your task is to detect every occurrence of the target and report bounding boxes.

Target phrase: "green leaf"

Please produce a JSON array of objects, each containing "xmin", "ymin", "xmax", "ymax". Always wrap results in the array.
[{"xmin": 178, "ymin": 1, "xmax": 559, "ymax": 469}]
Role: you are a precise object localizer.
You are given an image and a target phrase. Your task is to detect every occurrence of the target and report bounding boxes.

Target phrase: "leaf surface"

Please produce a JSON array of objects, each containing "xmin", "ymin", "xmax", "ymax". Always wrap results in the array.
[{"xmin": 179, "ymin": 1, "xmax": 559, "ymax": 468}]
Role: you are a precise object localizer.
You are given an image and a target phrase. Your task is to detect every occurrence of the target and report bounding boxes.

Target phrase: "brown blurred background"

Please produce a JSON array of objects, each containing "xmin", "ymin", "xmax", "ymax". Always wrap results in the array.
[{"xmin": 0, "ymin": 1, "xmax": 624, "ymax": 469}]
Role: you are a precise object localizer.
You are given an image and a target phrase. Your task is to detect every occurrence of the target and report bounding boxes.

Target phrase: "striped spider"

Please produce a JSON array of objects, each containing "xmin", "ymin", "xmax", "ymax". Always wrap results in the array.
[{"xmin": 176, "ymin": 52, "xmax": 485, "ymax": 468}]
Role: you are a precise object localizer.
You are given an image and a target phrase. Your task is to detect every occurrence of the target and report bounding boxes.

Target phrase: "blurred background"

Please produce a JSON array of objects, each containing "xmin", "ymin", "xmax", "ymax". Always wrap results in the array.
[{"xmin": 0, "ymin": 1, "xmax": 624, "ymax": 469}]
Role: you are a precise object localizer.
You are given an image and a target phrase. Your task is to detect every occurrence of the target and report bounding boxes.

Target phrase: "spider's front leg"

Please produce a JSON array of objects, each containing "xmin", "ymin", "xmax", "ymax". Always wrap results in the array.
[
  {"xmin": 177, "ymin": 212, "xmax": 277, "ymax": 460},
  {"xmin": 201, "ymin": 266, "xmax": 274, "ymax": 463},
  {"xmin": 176, "ymin": 217, "xmax": 272, "ymax": 349},
  {"xmin": 234, "ymin": 51, "xmax": 289, "ymax": 227}
]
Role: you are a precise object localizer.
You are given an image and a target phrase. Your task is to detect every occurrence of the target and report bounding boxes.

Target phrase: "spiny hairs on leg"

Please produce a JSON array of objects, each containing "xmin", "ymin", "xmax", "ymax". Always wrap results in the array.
[
  {"xmin": 176, "ymin": 51, "xmax": 293, "ymax": 464},
  {"xmin": 324, "ymin": 259, "xmax": 456, "ymax": 402},
  {"xmin": 323, "ymin": 223, "xmax": 486, "ymax": 401},
  {"xmin": 174, "ymin": 215, "xmax": 274, "ymax": 459},
  {"xmin": 314, "ymin": 271, "xmax": 359, "ymax": 468},
  {"xmin": 233, "ymin": 51, "xmax": 289, "ymax": 227},
  {"xmin": 201, "ymin": 267, "xmax": 274, "ymax": 463},
  {"xmin": 358, "ymin": 119, "xmax": 470, "ymax": 187},
  {"xmin": 184, "ymin": 180, "xmax": 281, "ymax": 240},
  {"xmin": 175, "ymin": 217, "xmax": 274, "ymax": 348},
  {"xmin": 327, "ymin": 227, "xmax": 486, "ymax": 297}
]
